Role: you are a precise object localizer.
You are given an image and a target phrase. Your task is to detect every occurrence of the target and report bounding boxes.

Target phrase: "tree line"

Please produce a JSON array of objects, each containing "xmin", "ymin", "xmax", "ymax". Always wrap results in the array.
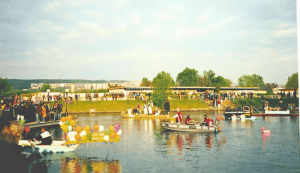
[{"xmin": 140, "ymin": 68, "xmax": 298, "ymax": 108}]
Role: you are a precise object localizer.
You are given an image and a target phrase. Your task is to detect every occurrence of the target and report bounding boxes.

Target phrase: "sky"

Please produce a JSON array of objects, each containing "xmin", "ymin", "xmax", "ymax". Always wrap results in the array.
[{"xmin": 0, "ymin": 0, "xmax": 298, "ymax": 85}]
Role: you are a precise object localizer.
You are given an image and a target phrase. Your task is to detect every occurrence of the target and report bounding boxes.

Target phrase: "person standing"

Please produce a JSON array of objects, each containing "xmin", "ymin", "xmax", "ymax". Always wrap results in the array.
[
  {"xmin": 52, "ymin": 102, "xmax": 58, "ymax": 121},
  {"xmin": 41, "ymin": 104, "xmax": 47, "ymax": 122},
  {"xmin": 57, "ymin": 102, "xmax": 63, "ymax": 120},
  {"xmin": 46, "ymin": 102, "xmax": 51, "ymax": 121},
  {"xmin": 143, "ymin": 103, "xmax": 148, "ymax": 115},
  {"xmin": 164, "ymin": 99, "xmax": 170, "ymax": 115},
  {"xmin": 173, "ymin": 108, "xmax": 183, "ymax": 124},
  {"xmin": 2, "ymin": 103, "xmax": 14, "ymax": 121},
  {"xmin": 148, "ymin": 101, "xmax": 152, "ymax": 115},
  {"xmin": 35, "ymin": 103, "xmax": 42, "ymax": 123}
]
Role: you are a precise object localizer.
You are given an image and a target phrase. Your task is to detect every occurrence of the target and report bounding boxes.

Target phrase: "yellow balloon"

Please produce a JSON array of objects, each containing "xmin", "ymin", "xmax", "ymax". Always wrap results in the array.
[
  {"xmin": 70, "ymin": 120, "xmax": 76, "ymax": 126},
  {"xmin": 109, "ymin": 138, "xmax": 113, "ymax": 143},
  {"xmin": 61, "ymin": 124, "xmax": 67, "ymax": 130},
  {"xmin": 99, "ymin": 137, "xmax": 104, "ymax": 143},
  {"xmin": 63, "ymin": 126, "xmax": 68, "ymax": 132},
  {"xmin": 81, "ymin": 136, "xmax": 87, "ymax": 142},
  {"xmin": 84, "ymin": 125, "xmax": 91, "ymax": 133},
  {"xmin": 115, "ymin": 135, "xmax": 120, "ymax": 142},
  {"xmin": 109, "ymin": 126, "xmax": 114, "ymax": 132}
]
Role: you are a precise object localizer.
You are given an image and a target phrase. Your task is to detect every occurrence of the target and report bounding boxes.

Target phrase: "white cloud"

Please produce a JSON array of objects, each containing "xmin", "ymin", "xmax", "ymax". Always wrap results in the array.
[
  {"xmin": 133, "ymin": 16, "xmax": 141, "ymax": 24},
  {"xmin": 117, "ymin": 22, "xmax": 127, "ymax": 33},
  {"xmin": 143, "ymin": 24, "xmax": 161, "ymax": 36},
  {"xmin": 64, "ymin": 0, "xmax": 82, "ymax": 7},
  {"xmin": 30, "ymin": 21, "xmax": 66, "ymax": 33},
  {"xmin": 60, "ymin": 30, "xmax": 81, "ymax": 40},
  {"xmin": 65, "ymin": 14, "xmax": 77, "ymax": 20},
  {"xmin": 77, "ymin": 22, "xmax": 110, "ymax": 36},
  {"xmin": 273, "ymin": 28, "xmax": 297, "ymax": 38},
  {"xmin": 44, "ymin": 1, "xmax": 62, "ymax": 12},
  {"xmin": 83, "ymin": 10, "xmax": 102, "ymax": 20}
]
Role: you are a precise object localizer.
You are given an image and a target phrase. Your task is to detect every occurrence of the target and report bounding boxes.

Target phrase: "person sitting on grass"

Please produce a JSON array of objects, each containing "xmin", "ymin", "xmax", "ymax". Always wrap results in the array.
[{"xmin": 184, "ymin": 115, "xmax": 198, "ymax": 125}]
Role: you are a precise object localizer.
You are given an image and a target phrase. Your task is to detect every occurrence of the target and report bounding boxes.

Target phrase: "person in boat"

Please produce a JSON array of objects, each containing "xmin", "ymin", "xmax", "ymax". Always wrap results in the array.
[
  {"xmin": 200, "ymin": 115, "xmax": 207, "ymax": 126},
  {"xmin": 185, "ymin": 115, "xmax": 198, "ymax": 125},
  {"xmin": 0, "ymin": 119, "xmax": 29, "ymax": 172},
  {"xmin": 31, "ymin": 127, "xmax": 52, "ymax": 145},
  {"xmin": 204, "ymin": 115, "xmax": 214, "ymax": 127},
  {"xmin": 173, "ymin": 108, "xmax": 183, "ymax": 124}
]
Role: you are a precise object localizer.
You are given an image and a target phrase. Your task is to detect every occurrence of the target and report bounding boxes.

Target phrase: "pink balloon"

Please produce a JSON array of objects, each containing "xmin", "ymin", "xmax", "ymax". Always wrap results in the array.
[
  {"xmin": 90, "ymin": 129, "xmax": 93, "ymax": 132},
  {"xmin": 114, "ymin": 126, "xmax": 120, "ymax": 132},
  {"xmin": 114, "ymin": 123, "xmax": 120, "ymax": 128}
]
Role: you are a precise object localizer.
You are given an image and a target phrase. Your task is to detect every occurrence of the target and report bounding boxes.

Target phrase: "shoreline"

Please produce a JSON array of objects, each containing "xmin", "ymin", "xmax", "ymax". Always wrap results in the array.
[{"xmin": 64, "ymin": 107, "xmax": 227, "ymax": 114}]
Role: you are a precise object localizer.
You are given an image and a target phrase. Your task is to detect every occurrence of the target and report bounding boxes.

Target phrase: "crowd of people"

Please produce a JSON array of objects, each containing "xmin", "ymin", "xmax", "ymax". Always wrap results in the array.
[{"xmin": 1, "ymin": 95, "xmax": 64, "ymax": 124}]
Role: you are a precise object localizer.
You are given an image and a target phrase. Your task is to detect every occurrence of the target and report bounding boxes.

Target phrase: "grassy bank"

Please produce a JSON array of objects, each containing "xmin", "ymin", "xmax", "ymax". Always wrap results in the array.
[
  {"xmin": 54, "ymin": 100, "xmax": 210, "ymax": 113},
  {"xmin": 232, "ymin": 98, "xmax": 299, "ymax": 109}
]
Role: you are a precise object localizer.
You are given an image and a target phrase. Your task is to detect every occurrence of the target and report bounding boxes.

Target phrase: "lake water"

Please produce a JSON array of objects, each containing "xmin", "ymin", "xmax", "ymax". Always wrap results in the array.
[{"xmin": 25, "ymin": 111, "xmax": 299, "ymax": 173}]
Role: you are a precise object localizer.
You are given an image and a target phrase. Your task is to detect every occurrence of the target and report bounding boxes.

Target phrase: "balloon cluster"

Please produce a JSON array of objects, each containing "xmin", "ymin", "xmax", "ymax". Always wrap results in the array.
[
  {"xmin": 59, "ymin": 115, "xmax": 77, "ymax": 133},
  {"xmin": 65, "ymin": 122, "xmax": 122, "ymax": 144},
  {"xmin": 216, "ymin": 116, "xmax": 225, "ymax": 121}
]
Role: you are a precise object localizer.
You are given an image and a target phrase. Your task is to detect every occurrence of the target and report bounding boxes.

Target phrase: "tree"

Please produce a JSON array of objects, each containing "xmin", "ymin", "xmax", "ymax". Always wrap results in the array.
[
  {"xmin": 238, "ymin": 74, "xmax": 264, "ymax": 90},
  {"xmin": 199, "ymin": 70, "xmax": 231, "ymax": 87},
  {"xmin": 199, "ymin": 70, "xmax": 215, "ymax": 86},
  {"xmin": 214, "ymin": 76, "xmax": 232, "ymax": 87},
  {"xmin": 285, "ymin": 72, "xmax": 298, "ymax": 89},
  {"xmin": 0, "ymin": 77, "xmax": 12, "ymax": 95},
  {"xmin": 152, "ymin": 71, "xmax": 175, "ymax": 108},
  {"xmin": 264, "ymin": 83, "xmax": 278, "ymax": 93},
  {"xmin": 140, "ymin": 78, "xmax": 152, "ymax": 87},
  {"xmin": 40, "ymin": 83, "xmax": 51, "ymax": 92},
  {"xmin": 176, "ymin": 67, "xmax": 199, "ymax": 86}
]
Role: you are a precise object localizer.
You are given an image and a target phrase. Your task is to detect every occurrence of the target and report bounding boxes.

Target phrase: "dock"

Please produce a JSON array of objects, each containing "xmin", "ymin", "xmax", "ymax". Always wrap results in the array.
[{"xmin": 24, "ymin": 120, "xmax": 59, "ymax": 128}]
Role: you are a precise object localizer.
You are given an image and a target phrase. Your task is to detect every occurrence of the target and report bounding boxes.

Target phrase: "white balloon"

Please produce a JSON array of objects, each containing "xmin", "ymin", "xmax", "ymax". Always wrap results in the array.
[
  {"xmin": 80, "ymin": 130, "xmax": 87, "ymax": 137},
  {"xmin": 116, "ymin": 129, "xmax": 122, "ymax": 136},
  {"xmin": 104, "ymin": 135, "xmax": 109, "ymax": 141},
  {"xmin": 99, "ymin": 125, "xmax": 104, "ymax": 132},
  {"xmin": 59, "ymin": 121, "xmax": 64, "ymax": 126},
  {"xmin": 67, "ymin": 131, "xmax": 77, "ymax": 141},
  {"xmin": 68, "ymin": 125, "xmax": 72, "ymax": 131}
]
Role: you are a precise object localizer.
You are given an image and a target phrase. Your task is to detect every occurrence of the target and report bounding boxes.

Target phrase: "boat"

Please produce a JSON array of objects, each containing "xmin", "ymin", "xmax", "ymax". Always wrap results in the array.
[
  {"xmin": 121, "ymin": 109, "xmax": 170, "ymax": 119},
  {"xmin": 253, "ymin": 101, "xmax": 298, "ymax": 117},
  {"xmin": 18, "ymin": 140, "xmax": 80, "ymax": 153},
  {"xmin": 161, "ymin": 122, "xmax": 219, "ymax": 132},
  {"xmin": 223, "ymin": 105, "xmax": 255, "ymax": 120}
]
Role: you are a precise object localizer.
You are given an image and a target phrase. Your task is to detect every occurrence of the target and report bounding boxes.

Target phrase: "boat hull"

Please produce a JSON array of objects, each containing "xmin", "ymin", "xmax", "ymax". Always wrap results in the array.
[
  {"xmin": 18, "ymin": 140, "xmax": 79, "ymax": 153},
  {"xmin": 161, "ymin": 123, "xmax": 217, "ymax": 132},
  {"xmin": 122, "ymin": 114, "xmax": 170, "ymax": 119}
]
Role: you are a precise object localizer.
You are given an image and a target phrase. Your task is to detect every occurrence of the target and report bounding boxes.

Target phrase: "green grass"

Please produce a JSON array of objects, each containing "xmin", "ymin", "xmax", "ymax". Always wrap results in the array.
[
  {"xmin": 232, "ymin": 98, "xmax": 298, "ymax": 109},
  {"xmin": 48, "ymin": 100, "xmax": 209, "ymax": 113}
]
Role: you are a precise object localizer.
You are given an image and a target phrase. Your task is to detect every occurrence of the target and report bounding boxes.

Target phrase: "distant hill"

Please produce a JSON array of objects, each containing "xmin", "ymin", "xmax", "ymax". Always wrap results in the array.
[{"xmin": 7, "ymin": 79, "xmax": 128, "ymax": 90}]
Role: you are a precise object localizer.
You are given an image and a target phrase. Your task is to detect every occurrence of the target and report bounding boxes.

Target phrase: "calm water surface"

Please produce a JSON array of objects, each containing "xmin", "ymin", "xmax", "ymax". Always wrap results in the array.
[{"xmin": 26, "ymin": 111, "xmax": 299, "ymax": 173}]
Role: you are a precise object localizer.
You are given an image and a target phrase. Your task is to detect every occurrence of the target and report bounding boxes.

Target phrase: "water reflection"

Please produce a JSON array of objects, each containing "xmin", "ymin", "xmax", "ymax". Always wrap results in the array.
[{"xmin": 60, "ymin": 157, "xmax": 121, "ymax": 173}]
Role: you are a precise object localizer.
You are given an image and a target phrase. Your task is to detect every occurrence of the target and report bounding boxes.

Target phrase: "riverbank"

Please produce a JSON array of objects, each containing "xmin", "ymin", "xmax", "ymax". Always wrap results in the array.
[{"xmin": 59, "ymin": 100, "xmax": 226, "ymax": 114}]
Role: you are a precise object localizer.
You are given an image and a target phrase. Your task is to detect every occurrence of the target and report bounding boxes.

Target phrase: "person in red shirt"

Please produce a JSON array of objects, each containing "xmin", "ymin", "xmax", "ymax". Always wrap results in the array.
[
  {"xmin": 173, "ymin": 108, "xmax": 183, "ymax": 123},
  {"xmin": 185, "ymin": 115, "xmax": 197, "ymax": 125},
  {"xmin": 204, "ymin": 115, "xmax": 214, "ymax": 126}
]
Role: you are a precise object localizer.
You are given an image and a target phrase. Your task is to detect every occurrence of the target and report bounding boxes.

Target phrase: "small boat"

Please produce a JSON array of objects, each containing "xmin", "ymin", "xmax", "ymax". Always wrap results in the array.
[
  {"xmin": 253, "ymin": 101, "xmax": 298, "ymax": 117},
  {"xmin": 121, "ymin": 109, "xmax": 170, "ymax": 119},
  {"xmin": 18, "ymin": 140, "xmax": 80, "ymax": 153},
  {"xmin": 223, "ymin": 106, "xmax": 255, "ymax": 120},
  {"xmin": 161, "ymin": 122, "xmax": 219, "ymax": 132}
]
